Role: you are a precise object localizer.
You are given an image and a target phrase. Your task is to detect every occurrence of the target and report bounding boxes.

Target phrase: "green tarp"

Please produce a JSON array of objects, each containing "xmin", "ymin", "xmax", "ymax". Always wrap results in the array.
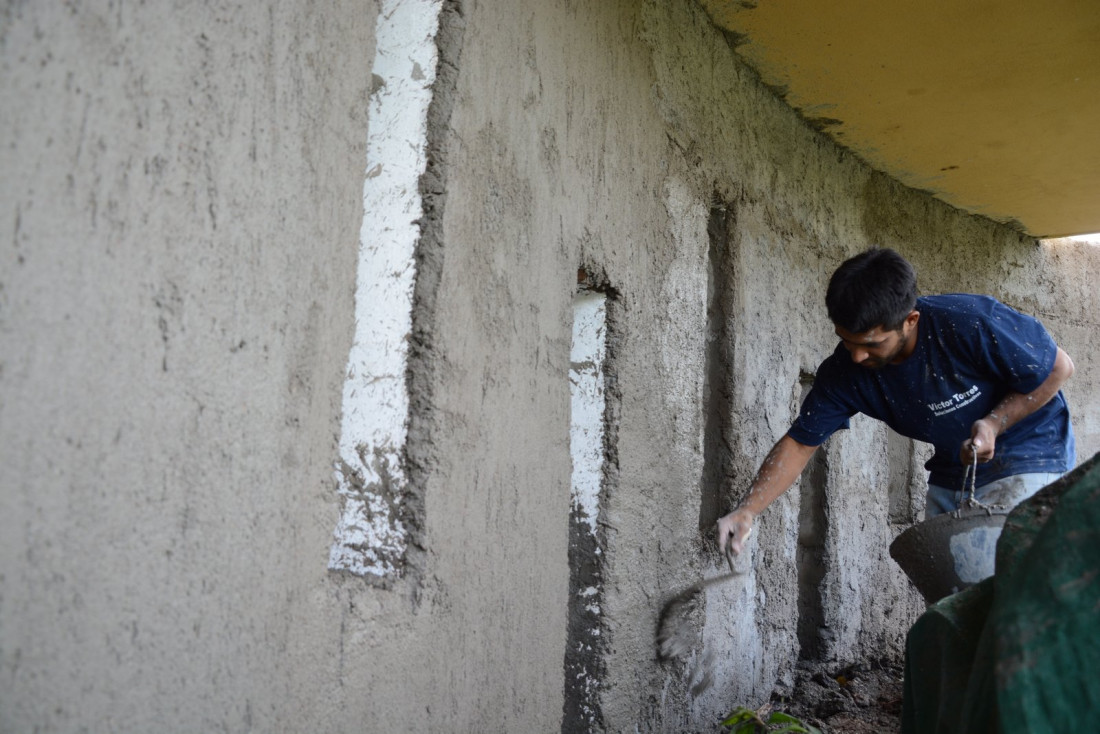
[{"xmin": 902, "ymin": 451, "xmax": 1100, "ymax": 733}]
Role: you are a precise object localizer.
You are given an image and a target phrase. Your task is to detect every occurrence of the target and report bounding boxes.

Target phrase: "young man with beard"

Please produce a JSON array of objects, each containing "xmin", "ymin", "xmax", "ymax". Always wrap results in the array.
[{"xmin": 717, "ymin": 247, "xmax": 1076, "ymax": 557}]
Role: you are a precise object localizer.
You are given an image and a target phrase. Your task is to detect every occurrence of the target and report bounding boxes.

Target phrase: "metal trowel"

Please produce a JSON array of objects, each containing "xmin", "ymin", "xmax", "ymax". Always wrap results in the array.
[{"xmin": 656, "ymin": 534, "xmax": 748, "ymax": 664}]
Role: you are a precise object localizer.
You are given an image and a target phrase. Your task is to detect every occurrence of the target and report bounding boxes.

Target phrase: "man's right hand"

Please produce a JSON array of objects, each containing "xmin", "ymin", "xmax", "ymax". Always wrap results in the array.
[
  {"xmin": 715, "ymin": 435, "xmax": 816, "ymax": 559},
  {"xmin": 717, "ymin": 508, "xmax": 756, "ymax": 557}
]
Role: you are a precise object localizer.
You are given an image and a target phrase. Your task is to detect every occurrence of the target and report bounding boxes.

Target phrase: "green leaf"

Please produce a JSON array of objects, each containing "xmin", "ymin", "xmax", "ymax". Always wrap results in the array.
[
  {"xmin": 728, "ymin": 723, "xmax": 760, "ymax": 734},
  {"xmin": 721, "ymin": 706, "xmax": 765, "ymax": 731},
  {"xmin": 767, "ymin": 712, "xmax": 801, "ymax": 724},
  {"xmin": 720, "ymin": 707, "xmax": 757, "ymax": 726},
  {"xmin": 764, "ymin": 710, "xmax": 821, "ymax": 734}
]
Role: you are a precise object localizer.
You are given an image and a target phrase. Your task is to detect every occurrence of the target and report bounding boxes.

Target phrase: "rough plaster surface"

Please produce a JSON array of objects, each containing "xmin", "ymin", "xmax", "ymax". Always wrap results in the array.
[
  {"xmin": 2, "ymin": 0, "xmax": 1099, "ymax": 732},
  {"xmin": 0, "ymin": 2, "xmax": 378, "ymax": 731}
]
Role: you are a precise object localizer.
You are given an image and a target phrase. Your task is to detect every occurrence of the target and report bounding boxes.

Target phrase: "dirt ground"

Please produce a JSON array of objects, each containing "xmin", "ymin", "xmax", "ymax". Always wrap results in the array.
[{"xmin": 761, "ymin": 657, "xmax": 905, "ymax": 734}]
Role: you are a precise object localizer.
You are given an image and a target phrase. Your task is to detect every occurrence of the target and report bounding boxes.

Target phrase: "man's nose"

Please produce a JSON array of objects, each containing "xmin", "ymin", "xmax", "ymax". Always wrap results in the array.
[{"xmin": 849, "ymin": 347, "xmax": 868, "ymax": 364}]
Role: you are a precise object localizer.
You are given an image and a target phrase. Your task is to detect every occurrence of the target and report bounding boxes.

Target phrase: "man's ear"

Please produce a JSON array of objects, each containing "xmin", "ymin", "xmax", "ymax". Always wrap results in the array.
[{"xmin": 905, "ymin": 310, "xmax": 920, "ymax": 329}]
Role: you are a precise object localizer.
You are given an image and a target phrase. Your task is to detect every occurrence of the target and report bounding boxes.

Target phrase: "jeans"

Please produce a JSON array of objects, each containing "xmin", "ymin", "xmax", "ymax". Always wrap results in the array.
[{"xmin": 925, "ymin": 472, "xmax": 1065, "ymax": 520}]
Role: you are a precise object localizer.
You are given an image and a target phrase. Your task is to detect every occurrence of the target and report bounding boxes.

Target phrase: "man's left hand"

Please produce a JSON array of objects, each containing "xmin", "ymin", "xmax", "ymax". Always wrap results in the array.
[{"xmin": 961, "ymin": 418, "xmax": 998, "ymax": 464}]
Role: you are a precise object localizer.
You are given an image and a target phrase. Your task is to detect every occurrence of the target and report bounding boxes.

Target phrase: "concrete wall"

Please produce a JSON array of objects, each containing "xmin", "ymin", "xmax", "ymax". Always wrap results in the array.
[
  {"xmin": 2, "ymin": 1, "xmax": 1097, "ymax": 733},
  {"xmin": 1, "ymin": 2, "xmax": 379, "ymax": 730}
]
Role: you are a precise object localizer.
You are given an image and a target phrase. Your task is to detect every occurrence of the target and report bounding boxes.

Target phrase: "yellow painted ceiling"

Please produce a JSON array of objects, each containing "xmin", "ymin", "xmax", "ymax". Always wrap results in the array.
[{"xmin": 700, "ymin": 0, "xmax": 1100, "ymax": 237}]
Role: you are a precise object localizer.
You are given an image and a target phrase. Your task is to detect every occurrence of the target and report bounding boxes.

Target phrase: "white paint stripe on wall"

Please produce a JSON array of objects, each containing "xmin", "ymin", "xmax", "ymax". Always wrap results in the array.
[
  {"xmin": 570, "ymin": 292, "xmax": 607, "ymax": 534},
  {"xmin": 329, "ymin": 0, "xmax": 444, "ymax": 578}
]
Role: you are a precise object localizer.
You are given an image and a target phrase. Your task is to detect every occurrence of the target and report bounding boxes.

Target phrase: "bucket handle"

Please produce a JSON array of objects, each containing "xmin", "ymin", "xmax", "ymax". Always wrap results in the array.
[
  {"xmin": 961, "ymin": 451, "xmax": 978, "ymax": 503},
  {"xmin": 956, "ymin": 451, "xmax": 1000, "ymax": 515}
]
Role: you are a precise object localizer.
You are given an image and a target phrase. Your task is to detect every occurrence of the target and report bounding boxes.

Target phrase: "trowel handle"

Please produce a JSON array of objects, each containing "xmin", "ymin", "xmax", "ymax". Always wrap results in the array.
[{"xmin": 724, "ymin": 537, "xmax": 741, "ymax": 574}]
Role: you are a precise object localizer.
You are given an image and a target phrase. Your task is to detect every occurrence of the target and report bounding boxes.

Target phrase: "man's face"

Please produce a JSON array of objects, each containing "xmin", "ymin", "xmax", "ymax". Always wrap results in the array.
[{"xmin": 834, "ymin": 313, "xmax": 918, "ymax": 369}]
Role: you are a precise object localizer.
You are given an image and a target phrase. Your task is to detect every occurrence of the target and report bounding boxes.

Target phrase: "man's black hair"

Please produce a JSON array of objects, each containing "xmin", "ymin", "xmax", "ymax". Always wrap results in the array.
[{"xmin": 826, "ymin": 247, "xmax": 917, "ymax": 332}]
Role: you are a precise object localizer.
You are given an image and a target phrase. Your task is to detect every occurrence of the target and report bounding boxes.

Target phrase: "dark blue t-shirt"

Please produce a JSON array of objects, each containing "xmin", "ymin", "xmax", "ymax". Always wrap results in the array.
[{"xmin": 788, "ymin": 294, "xmax": 1075, "ymax": 489}]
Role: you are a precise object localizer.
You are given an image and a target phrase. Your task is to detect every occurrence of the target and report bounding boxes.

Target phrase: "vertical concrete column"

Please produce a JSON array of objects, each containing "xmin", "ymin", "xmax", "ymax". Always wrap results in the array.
[
  {"xmin": 887, "ymin": 431, "xmax": 928, "ymax": 524},
  {"xmin": 700, "ymin": 201, "xmax": 737, "ymax": 531},
  {"xmin": 795, "ymin": 376, "xmax": 829, "ymax": 661}
]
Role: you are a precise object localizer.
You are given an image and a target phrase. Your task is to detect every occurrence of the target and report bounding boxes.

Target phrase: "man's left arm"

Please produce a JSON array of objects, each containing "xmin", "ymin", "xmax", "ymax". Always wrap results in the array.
[{"xmin": 963, "ymin": 347, "xmax": 1075, "ymax": 463}]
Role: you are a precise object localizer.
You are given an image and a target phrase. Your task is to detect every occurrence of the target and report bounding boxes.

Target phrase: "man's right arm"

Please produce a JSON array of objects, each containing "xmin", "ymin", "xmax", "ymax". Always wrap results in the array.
[{"xmin": 717, "ymin": 434, "xmax": 818, "ymax": 555}]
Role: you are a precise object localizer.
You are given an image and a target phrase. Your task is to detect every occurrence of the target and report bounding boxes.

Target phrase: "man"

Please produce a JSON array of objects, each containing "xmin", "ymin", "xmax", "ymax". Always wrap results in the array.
[{"xmin": 717, "ymin": 247, "xmax": 1076, "ymax": 557}]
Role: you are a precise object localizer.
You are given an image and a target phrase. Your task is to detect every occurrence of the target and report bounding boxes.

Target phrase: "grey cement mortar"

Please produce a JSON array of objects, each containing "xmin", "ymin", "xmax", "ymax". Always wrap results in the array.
[
  {"xmin": 0, "ymin": 2, "xmax": 378, "ymax": 731},
  {"xmin": 3, "ymin": 0, "xmax": 1099, "ymax": 732}
]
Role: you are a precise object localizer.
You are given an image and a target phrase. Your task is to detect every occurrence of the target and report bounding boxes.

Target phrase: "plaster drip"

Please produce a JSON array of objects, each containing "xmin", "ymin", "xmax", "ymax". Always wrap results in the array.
[{"xmin": 329, "ymin": 0, "xmax": 444, "ymax": 579}]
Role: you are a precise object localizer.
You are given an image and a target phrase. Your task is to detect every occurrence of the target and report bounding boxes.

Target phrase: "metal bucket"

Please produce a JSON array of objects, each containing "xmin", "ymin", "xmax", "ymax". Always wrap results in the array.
[{"xmin": 889, "ymin": 504, "xmax": 1010, "ymax": 604}]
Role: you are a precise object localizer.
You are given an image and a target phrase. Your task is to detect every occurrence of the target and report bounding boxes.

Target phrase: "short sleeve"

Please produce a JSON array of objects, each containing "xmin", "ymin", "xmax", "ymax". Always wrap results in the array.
[
  {"xmin": 976, "ymin": 301, "xmax": 1057, "ymax": 394},
  {"xmin": 787, "ymin": 359, "xmax": 855, "ymax": 447}
]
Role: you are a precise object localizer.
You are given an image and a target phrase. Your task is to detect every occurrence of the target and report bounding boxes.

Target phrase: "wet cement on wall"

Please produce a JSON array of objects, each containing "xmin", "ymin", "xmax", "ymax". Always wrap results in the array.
[
  {"xmin": 0, "ymin": 2, "xmax": 378, "ymax": 731},
  {"xmin": 3, "ymin": 0, "xmax": 1099, "ymax": 732}
]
